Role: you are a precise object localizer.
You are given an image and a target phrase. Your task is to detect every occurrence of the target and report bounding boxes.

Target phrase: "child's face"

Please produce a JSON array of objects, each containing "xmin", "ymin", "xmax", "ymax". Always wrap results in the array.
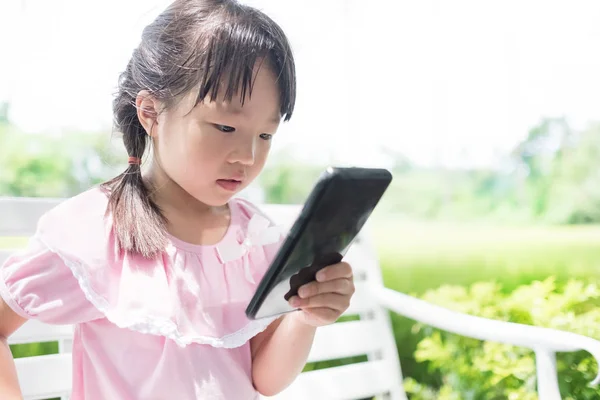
[{"xmin": 149, "ymin": 64, "xmax": 281, "ymax": 207}]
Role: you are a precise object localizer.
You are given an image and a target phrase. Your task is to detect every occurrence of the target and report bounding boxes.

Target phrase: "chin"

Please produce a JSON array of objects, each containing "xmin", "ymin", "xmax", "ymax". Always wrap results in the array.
[
  {"xmin": 197, "ymin": 196, "xmax": 231, "ymax": 208},
  {"xmin": 193, "ymin": 192, "xmax": 237, "ymax": 208}
]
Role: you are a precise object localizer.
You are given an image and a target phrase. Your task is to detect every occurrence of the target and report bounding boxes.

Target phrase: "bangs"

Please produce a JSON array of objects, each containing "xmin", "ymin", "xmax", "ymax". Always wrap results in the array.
[{"xmin": 192, "ymin": 8, "xmax": 296, "ymax": 121}]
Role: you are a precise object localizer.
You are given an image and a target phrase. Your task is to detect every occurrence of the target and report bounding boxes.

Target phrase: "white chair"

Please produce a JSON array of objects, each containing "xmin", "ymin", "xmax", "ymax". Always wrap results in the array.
[{"xmin": 1, "ymin": 197, "xmax": 600, "ymax": 400}]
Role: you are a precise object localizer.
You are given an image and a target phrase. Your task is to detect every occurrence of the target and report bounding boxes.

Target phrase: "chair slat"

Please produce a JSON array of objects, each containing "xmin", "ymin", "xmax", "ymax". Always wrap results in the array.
[
  {"xmin": 308, "ymin": 320, "xmax": 382, "ymax": 363},
  {"xmin": 344, "ymin": 283, "xmax": 376, "ymax": 316},
  {"xmin": 9, "ymin": 320, "xmax": 73, "ymax": 345},
  {"xmin": 15, "ymin": 354, "xmax": 72, "ymax": 400},
  {"xmin": 0, "ymin": 197, "xmax": 62, "ymax": 236},
  {"xmin": 264, "ymin": 360, "xmax": 394, "ymax": 400},
  {"xmin": 343, "ymin": 240, "xmax": 377, "ymax": 279}
]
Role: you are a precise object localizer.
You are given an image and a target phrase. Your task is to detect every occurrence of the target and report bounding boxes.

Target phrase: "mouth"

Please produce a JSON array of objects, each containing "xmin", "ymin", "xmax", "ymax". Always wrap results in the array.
[{"xmin": 216, "ymin": 179, "xmax": 243, "ymax": 192}]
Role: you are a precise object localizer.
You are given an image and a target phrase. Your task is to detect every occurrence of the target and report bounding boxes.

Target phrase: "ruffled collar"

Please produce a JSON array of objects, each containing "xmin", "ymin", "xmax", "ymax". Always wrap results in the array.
[
  {"xmin": 35, "ymin": 188, "xmax": 282, "ymax": 348},
  {"xmin": 215, "ymin": 212, "xmax": 282, "ymax": 283}
]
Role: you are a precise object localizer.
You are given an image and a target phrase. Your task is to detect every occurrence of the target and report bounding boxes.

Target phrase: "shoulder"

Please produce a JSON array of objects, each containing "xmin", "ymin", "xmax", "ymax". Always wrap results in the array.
[
  {"xmin": 36, "ymin": 186, "xmax": 113, "ymax": 259},
  {"xmin": 39, "ymin": 186, "xmax": 109, "ymax": 226}
]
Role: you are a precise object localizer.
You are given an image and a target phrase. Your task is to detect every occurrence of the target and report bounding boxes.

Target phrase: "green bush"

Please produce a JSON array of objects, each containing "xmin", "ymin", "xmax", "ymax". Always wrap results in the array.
[
  {"xmin": 404, "ymin": 277, "xmax": 600, "ymax": 399},
  {"xmin": 375, "ymin": 220, "xmax": 600, "ymax": 388}
]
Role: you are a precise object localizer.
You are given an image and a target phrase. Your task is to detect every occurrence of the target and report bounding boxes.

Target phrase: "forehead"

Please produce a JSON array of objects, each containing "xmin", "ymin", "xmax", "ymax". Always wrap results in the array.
[{"xmin": 176, "ymin": 64, "xmax": 282, "ymax": 120}]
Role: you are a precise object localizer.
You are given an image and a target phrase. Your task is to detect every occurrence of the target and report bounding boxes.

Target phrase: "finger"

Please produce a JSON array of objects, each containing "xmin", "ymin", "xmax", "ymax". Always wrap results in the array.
[
  {"xmin": 316, "ymin": 262, "xmax": 353, "ymax": 282},
  {"xmin": 290, "ymin": 293, "xmax": 350, "ymax": 311},
  {"xmin": 298, "ymin": 278, "xmax": 355, "ymax": 299}
]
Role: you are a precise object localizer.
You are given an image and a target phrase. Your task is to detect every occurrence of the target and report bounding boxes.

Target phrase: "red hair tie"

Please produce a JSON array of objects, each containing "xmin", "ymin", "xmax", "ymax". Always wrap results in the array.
[{"xmin": 128, "ymin": 156, "xmax": 142, "ymax": 165}]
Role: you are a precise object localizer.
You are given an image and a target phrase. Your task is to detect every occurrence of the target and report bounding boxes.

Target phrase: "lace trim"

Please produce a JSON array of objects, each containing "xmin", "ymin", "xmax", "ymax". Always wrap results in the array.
[{"xmin": 35, "ymin": 234, "xmax": 278, "ymax": 348}]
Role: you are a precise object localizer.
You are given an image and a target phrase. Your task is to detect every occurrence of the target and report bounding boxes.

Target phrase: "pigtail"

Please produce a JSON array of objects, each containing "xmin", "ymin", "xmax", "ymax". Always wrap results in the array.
[{"xmin": 102, "ymin": 68, "xmax": 167, "ymax": 258}]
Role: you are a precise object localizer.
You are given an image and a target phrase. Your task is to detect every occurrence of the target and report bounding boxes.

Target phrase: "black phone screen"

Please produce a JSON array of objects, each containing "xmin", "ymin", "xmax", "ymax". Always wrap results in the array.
[{"xmin": 245, "ymin": 167, "xmax": 392, "ymax": 320}]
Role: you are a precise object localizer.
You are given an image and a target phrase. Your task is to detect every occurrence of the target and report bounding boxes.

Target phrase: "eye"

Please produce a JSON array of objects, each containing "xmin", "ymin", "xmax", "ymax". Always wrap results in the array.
[
  {"xmin": 259, "ymin": 133, "xmax": 273, "ymax": 141},
  {"xmin": 214, "ymin": 124, "xmax": 235, "ymax": 133}
]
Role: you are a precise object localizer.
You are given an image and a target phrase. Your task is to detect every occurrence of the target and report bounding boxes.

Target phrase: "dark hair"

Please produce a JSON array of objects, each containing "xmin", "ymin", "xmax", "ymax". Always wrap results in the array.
[{"xmin": 102, "ymin": 0, "xmax": 296, "ymax": 258}]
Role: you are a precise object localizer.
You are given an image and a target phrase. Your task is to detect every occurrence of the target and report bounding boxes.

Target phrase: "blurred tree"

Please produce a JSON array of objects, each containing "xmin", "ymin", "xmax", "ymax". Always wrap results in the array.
[
  {"xmin": 545, "ymin": 124, "xmax": 600, "ymax": 223},
  {"xmin": 2, "ymin": 112, "xmax": 600, "ymax": 225},
  {"xmin": 510, "ymin": 117, "xmax": 572, "ymax": 217},
  {"xmin": 0, "ymin": 124, "xmax": 123, "ymax": 197},
  {"xmin": 509, "ymin": 117, "xmax": 600, "ymax": 224}
]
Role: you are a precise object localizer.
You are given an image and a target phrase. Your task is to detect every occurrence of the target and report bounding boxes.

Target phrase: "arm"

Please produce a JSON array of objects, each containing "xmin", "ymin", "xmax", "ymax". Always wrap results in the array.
[
  {"xmin": 0, "ymin": 297, "xmax": 28, "ymax": 400},
  {"xmin": 250, "ymin": 314, "xmax": 317, "ymax": 396},
  {"xmin": 250, "ymin": 261, "xmax": 355, "ymax": 396}
]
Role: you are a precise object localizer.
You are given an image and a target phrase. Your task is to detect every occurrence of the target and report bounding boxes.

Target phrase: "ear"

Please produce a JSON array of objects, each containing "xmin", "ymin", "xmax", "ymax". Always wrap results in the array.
[{"xmin": 136, "ymin": 90, "xmax": 160, "ymax": 137}]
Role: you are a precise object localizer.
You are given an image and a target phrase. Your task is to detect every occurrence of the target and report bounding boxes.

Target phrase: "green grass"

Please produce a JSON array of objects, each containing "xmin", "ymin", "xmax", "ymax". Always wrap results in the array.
[
  {"xmin": 10, "ymin": 342, "xmax": 58, "ymax": 359},
  {"xmin": 372, "ymin": 218, "xmax": 600, "ymax": 295}
]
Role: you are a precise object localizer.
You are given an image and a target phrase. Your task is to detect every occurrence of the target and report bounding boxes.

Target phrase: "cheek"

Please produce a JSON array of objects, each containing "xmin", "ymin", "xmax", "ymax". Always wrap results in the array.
[
  {"xmin": 157, "ymin": 131, "xmax": 190, "ymax": 173},
  {"xmin": 156, "ymin": 122, "xmax": 211, "ymax": 174},
  {"xmin": 249, "ymin": 143, "xmax": 271, "ymax": 172},
  {"xmin": 156, "ymin": 117, "xmax": 187, "ymax": 151},
  {"xmin": 159, "ymin": 118, "xmax": 205, "ymax": 155}
]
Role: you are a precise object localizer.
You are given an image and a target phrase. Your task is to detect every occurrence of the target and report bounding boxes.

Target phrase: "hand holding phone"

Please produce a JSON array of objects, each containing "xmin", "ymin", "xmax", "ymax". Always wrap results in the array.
[{"xmin": 286, "ymin": 255, "xmax": 355, "ymax": 327}]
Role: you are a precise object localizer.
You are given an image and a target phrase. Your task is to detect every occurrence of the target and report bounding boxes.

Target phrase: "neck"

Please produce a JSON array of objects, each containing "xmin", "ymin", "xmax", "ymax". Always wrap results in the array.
[
  {"xmin": 146, "ymin": 161, "xmax": 229, "ymax": 218},
  {"xmin": 144, "ymin": 162, "xmax": 231, "ymax": 246}
]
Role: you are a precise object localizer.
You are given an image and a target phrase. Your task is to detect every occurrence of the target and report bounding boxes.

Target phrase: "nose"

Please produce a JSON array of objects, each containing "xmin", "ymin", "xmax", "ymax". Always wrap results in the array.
[{"xmin": 229, "ymin": 135, "xmax": 256, "ymax": 166}]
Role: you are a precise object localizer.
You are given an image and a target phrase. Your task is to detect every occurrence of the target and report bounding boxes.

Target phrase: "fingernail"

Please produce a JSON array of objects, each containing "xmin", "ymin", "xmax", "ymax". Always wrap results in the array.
[
  {"xmin": 316, "ymin": 271, "xmax": 325, "ymax": 282},
  {"xmin": 289, "ymin": 297, "xmax": 300, "ymax": 307},
  {"xmin": 298, "ymin": 287, "xmax": 307, "ymax": 298}
]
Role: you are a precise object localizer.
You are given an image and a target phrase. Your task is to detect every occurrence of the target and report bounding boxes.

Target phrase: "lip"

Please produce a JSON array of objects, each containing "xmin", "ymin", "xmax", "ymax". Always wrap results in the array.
[{"xmin": 216, "ymin": 179, "xmax": 242, "ymax": 192}]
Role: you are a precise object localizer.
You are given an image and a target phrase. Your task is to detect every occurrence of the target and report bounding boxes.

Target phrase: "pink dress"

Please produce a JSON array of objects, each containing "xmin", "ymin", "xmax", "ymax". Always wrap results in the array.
[{"xmin": 0, "ymin": 188, "xmax": 285, "ymax": 400}]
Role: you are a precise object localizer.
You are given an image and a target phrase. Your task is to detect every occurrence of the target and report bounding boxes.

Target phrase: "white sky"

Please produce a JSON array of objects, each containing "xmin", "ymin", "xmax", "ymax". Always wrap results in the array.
[{"xmin": 1, "ymin": 0, "xmax": 599, "ymax": 168}]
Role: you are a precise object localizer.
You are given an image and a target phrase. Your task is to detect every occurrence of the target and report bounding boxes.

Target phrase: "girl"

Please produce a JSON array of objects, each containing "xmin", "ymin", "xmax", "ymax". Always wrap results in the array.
[{"xmin": 0, "ymin": 1, "xmax": 356, "ymax": 399}]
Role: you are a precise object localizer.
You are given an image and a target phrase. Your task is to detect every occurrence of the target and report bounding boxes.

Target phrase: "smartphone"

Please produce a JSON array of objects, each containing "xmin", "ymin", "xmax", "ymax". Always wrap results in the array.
[{"xmin": 245, "ymin": 166, "xmax": 393, "ymax": 320}]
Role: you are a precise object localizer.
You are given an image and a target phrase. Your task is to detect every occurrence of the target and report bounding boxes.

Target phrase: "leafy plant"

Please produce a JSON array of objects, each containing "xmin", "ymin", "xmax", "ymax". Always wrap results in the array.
[{"xmin": 406, "ymin": 278, "xmax": 600, "ymax": 399}]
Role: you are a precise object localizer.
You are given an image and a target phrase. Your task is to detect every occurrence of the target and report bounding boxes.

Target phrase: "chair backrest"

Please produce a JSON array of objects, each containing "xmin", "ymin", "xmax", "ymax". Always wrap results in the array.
[
  {"xmin": 0, "ymin": 197, "xmax": 72, "ymax": 400},
  {"xmin": 0, "ymin": 196, "xmax": 405, "ymax": 400}
]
